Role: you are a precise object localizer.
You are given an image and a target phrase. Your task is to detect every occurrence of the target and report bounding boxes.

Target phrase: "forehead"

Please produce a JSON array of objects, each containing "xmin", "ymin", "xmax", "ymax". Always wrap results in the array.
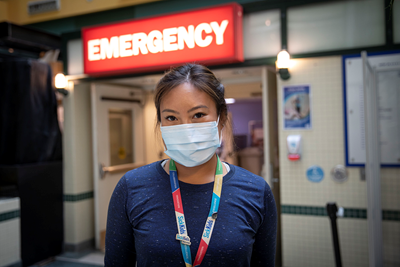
[{"xmin": 160, "ymin": 83, "xmax": 216, "ymax": 109}]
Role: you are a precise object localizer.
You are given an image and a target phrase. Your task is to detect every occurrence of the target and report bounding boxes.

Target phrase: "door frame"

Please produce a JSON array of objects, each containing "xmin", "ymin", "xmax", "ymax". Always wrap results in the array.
[{"xmin": 261, "ymin": 66, "xmax": 281, "ymax": 265}]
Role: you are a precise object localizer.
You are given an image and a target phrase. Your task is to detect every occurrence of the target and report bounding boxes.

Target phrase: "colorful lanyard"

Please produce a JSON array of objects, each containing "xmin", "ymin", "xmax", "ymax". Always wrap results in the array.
[{"xmin": 169, "ymin": 157, "xmax": 223, "ymax": 267}]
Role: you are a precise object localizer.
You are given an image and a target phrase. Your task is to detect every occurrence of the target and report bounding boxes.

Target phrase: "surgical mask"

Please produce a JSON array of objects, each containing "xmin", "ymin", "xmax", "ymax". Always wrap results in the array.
[{"xmin": 160, "ymin": 117, "xmax": 221, "ymax": 167}]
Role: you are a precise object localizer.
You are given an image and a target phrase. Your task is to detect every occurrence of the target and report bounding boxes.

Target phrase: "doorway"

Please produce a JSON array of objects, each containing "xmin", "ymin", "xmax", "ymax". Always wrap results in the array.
[
  {"xmin": 91, "ymin": 83, "xmax": 146, "ymax": 250},
  {"xmin": 214, "ymin": 66, "xmax": 281, "ymax": 266}
]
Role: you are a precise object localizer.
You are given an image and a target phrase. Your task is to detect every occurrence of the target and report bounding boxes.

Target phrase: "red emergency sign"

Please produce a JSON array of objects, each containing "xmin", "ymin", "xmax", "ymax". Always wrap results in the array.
[{"xmin": 82, "ymin": 3, "xmax": 243, "ymax": 76}]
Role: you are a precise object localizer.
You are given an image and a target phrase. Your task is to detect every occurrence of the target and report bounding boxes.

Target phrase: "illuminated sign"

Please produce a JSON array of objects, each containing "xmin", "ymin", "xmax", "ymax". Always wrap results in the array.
[{"xmin": 82, "ymin": 3, "xmax": 243, "ymax": 76}]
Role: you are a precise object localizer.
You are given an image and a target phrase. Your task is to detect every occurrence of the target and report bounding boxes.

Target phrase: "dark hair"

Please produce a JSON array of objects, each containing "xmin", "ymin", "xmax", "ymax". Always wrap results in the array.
[{"xmin": 154, "ymin": 64, "xmax": 227, "ymax": 125}]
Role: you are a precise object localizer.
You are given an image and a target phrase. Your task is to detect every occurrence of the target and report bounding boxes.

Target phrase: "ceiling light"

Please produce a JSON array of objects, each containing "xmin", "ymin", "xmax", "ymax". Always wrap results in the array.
[
  {"xmin": 276, "ymin": 50, "xmax": 291, "ymax": 80},
  {"xmin": 55, "ymin": 73, "xmax": 67, "ymax": 89},
  {"xmin": 225, "ymin": 98, "xmax": 235, "ymax": 104}
]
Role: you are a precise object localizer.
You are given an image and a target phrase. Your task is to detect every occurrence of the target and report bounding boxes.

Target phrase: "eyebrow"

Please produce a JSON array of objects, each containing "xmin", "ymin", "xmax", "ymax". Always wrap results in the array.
[
  {"xmin": 161, "ymin": 109, "xmax": 179, "ymax": 114},
  {"xmin": 162, "ymin": 105, "xmax": 209, "ymax": 114},
  {"xmin": 187, "ymin": 105, "xmax": 209, "ymax": 113}
]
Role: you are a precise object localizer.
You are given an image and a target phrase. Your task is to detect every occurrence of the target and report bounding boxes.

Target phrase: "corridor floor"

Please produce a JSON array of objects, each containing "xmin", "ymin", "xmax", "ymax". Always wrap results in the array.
[{"xmin": 30, "ymin": 251, "xmax": 104, "ymax": 267}]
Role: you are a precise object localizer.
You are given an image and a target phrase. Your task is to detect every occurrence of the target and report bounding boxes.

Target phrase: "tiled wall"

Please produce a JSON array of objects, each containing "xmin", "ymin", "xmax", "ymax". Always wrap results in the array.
[
  {"xmin": 0, "ymin": 198, "xmax": 20, "ymax": 267},
  {"xmin": 277, "ymin": 56, "xmax": 400, "ymax": 266}
]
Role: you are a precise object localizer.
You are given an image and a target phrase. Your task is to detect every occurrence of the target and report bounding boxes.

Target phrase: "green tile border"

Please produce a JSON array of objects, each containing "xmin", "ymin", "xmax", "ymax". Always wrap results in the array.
[
  {"xmin": 64, "ymin": 191, "xmax": 94, "ymax": 202},
  {"xmin": 382, "ymin": 210, "xmax": 400, "ymax": 221},
  {"xmin": 344, "ymin": 208, "xmax": 367, "ymax": 219},
  {"xmin": 0, "ymin": 210, "xmax": 20, "ymax": 223},
  {"xmin": 281, "ymin": 205, "xmax": 400, "ymax": 221},
  {"xmin": 281, "ymin": 205, "xmax": 327, "ymax": 217}
]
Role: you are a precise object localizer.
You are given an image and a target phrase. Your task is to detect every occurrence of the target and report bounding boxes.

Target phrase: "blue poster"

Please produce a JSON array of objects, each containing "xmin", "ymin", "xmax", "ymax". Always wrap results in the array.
[{"xmin": 283, "ymin": 85, "xmax": 312, "ymax": 129}]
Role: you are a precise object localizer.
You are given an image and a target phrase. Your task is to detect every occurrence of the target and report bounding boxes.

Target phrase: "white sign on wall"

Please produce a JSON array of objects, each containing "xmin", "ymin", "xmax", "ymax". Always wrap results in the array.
[{"xmin": 343, "ymin": 52, "xmax": 400, "ymax": 167}]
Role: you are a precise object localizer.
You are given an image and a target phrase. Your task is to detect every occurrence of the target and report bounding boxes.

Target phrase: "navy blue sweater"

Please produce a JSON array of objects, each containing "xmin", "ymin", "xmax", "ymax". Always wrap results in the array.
[{"xmin": 105, "ymin": 161, "xmax": 277, "ymax": 266}]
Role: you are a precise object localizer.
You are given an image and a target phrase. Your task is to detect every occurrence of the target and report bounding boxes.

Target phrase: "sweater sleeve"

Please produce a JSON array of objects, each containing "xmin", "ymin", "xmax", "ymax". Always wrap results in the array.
[
  {"xmin": 104, "ymin": 176, "xmax": 136, "ymax": 266},
  {"xmin": 250, "ymin": 182, "xmax": 277, "ymax": 267}
]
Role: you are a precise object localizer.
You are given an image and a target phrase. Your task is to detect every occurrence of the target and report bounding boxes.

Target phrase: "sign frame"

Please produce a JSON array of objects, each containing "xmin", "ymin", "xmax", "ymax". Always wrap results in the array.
[
  {"xmin": 82, "ymin": 3, "xmax": 243, "ymax": 76},
  {"xmin": 342, "ymin": 50, "xmax": 400, "ymax": 167},
  {"xmin": 282, "ymin": 84, "xmax": 312, "ymax": 130}
]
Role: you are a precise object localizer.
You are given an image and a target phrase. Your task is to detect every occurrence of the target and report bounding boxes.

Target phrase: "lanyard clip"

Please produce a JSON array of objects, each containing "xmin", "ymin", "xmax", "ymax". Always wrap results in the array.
[
  {"xmin": 212, "ymin": 212, "xmax": 218, "ymax": 219},
  {"xmin": 176, "ymin": 234, "xmax": 191, "ymax": 246}
]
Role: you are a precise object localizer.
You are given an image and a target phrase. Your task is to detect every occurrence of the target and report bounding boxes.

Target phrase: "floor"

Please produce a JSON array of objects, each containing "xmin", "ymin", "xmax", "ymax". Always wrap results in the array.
[{"xmin": 29, "ymin": 251, "xmax": 104, "ymax": 267}]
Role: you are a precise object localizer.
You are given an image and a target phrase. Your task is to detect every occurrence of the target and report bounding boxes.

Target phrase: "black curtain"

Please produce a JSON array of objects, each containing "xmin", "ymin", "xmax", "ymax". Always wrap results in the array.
[
  {"xmin": 0, "ymin": 58, "xmax": 64, "ymax": 266},
  {"xmin": 0, "ymin": 59, "xmax": 62, "ymax": 164}
]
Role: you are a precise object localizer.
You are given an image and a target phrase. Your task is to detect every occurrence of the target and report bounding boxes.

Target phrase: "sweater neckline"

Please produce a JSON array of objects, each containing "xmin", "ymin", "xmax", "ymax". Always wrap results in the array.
[{"xmin": 155, "ymin": 159, "xmax": 235, "ymax": 192}]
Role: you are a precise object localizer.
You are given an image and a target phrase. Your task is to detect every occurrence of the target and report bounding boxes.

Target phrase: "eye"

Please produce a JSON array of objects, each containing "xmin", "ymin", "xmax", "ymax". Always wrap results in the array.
[
  {"xmin": 193, "ymin": 112, "xmax": 205, "ymax": 119},
  {"xmin": 166, "ymin": 115, "xmax": 177, "ymax": 121}
]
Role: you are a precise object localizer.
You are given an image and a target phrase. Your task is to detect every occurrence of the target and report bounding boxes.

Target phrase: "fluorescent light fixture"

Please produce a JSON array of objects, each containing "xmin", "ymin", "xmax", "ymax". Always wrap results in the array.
[
  {"xmin": 55, "ymin": 73, "xmax": 67, "ymax": 89},
  {"xmin": 225, "ymin": 98, "xmax": 235, "ymax": 104}
]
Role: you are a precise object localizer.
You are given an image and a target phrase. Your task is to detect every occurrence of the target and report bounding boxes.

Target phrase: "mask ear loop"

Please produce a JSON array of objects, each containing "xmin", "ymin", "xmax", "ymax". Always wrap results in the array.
[
  {"xmin": 217, "ymin": 115, "xmax": 224, "ymax": 146},
  {"xmin": 160, "ymin": 122, "xmax": 168, "ymax": 151}
]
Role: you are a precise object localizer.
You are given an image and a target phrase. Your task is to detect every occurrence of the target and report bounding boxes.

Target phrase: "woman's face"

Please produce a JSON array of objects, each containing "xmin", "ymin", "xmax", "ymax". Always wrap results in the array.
[{"xmin": 160, "ymin": 82, "xmax": 221, "ymax": 129}]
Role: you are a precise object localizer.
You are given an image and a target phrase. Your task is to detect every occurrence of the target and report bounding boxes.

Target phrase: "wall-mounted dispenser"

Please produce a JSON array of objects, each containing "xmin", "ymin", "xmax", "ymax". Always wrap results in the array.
[{"xmin": 287, "ymin": 135, "xmax": 302, "ymax": 161}]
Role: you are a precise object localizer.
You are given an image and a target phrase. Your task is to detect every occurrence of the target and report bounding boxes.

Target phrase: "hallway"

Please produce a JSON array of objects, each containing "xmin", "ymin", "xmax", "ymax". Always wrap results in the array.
[{"xmin": 30, "ymin": 252, "xmax": 104, "ymax": 267}]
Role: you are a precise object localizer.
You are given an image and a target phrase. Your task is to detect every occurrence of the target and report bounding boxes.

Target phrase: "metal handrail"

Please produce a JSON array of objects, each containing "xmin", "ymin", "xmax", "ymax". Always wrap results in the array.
[{"xmin": 102, "ymin": 162, "xmax": 146, "ymax": 174}]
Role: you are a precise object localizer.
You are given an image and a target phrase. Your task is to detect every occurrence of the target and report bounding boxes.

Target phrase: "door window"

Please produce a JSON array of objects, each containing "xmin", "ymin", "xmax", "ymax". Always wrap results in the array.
[{"xmin": 108, "ymin": 109, "xmax": 134, "ymax": 166}]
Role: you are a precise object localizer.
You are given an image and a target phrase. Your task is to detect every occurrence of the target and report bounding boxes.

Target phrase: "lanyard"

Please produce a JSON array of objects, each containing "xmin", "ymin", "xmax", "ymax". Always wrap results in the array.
[{"xmin": 169, "ymin": 156, "xmax": 223, "ymax": 267}]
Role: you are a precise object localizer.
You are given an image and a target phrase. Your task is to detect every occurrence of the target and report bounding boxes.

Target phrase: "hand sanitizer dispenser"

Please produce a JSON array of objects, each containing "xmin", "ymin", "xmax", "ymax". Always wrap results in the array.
[{"xmin": 287, "ymin": 135, "xmax": 302, "ymax": 161}]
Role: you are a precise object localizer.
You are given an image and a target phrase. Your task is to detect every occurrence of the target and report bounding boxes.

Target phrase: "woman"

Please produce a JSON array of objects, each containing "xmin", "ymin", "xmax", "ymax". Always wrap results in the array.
[{"xmin": 105, "ymin": 64, "xmax": 277, "ymax": 267}]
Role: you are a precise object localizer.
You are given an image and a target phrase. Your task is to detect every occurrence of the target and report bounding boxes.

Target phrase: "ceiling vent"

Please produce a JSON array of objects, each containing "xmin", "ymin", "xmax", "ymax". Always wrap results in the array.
[{"xmin": 28, "ymin": 0, "xmax": 60, "ymax": 15}]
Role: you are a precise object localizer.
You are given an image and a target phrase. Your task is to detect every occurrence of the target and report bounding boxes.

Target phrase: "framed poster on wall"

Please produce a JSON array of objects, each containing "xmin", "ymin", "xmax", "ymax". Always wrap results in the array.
[
  {"xmin": 283, "ymin": 85, "xmax": 312, "ymax": 130},
  {"xmin": 343, "ymin": 51, "xmax": 400, "ymax": 167}
]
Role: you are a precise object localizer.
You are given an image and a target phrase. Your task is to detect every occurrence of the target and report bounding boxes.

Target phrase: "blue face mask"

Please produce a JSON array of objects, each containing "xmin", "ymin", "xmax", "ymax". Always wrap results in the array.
[{"xmin": 160, "ymin": 117, "xmax": 221, "ymax": 167}]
